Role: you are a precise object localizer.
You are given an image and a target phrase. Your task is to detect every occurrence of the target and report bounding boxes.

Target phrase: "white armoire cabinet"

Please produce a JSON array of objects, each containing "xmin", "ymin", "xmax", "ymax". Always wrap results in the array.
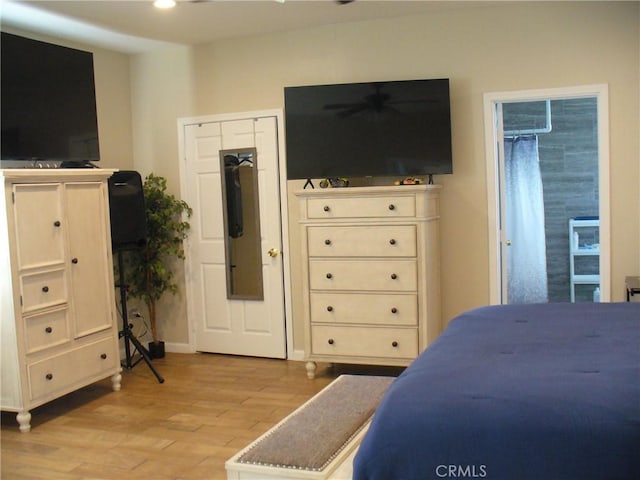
[
  {"xmin": 296, "ymin": 185, "xmax": 442, "ymax": 379},
  {"xmin": 0, "ymin": 169, "xmax": 121, "ymax": 432}
]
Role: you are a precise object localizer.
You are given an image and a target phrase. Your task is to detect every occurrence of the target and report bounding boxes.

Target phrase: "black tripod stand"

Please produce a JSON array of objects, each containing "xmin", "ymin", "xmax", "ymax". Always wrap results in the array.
[{"xmin": 116, "ymin": 249, "xmax": 164, "ymax": 384}]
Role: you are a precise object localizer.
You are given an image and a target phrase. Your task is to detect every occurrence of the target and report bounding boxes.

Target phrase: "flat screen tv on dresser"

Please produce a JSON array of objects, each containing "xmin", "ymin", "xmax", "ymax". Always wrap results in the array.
[
  {"xmin": 1, "ymin": 32, "xmax": 100, "ymax": 167},
  {"xmin": 284, "ymin": 78, "xmax": 452, "ymax": 180}
]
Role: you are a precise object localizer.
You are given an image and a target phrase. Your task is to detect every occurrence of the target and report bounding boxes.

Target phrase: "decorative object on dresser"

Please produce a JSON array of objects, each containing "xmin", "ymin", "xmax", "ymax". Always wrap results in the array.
[
  {"xmin": 0, "ymin": 169, "xmax": 122, "ymax": 432},
  {"xmin": 115, "ymin": 173, "xmax": 191, "ymax": 361},
  {"xmin": 296, "ymin": 184, "xmax": 442, "ymax": 379}
]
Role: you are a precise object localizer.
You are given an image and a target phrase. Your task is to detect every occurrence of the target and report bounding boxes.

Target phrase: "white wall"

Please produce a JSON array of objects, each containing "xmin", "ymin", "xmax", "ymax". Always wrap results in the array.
[{"xmin": 129, "ymin": 45, "xmax": 196, "ymax": 344}]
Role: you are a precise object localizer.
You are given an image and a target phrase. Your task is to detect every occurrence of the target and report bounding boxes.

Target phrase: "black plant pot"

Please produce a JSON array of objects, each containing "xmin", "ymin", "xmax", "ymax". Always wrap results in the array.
[{"xmin": 148, "ymin": 341, "xmax": 165, "ymax": 359}]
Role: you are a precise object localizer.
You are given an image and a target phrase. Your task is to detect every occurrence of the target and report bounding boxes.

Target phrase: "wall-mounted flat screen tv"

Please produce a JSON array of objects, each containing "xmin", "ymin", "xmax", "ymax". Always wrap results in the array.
[
  {"xmin": 284, "ymin": 78, "xmax": 452, "ymax": 180},
  {"xmin": 1, "ymin": 32, "xmax": 100, "ymax": 165}
]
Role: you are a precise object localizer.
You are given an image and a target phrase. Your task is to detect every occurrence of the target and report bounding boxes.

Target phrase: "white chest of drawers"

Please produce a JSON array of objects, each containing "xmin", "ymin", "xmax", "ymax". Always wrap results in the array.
[
  {"xmin": 296, "ymin": 185, "xmax": 442, "ymax": 379},
  {"xmin": 0, "ymin": 170, "xmax": 122, "ymax": 432}
]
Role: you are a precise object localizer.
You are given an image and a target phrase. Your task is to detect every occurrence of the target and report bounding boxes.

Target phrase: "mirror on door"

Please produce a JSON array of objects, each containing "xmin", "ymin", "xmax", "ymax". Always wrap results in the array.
[{"xmin": 220, "ymin": 147, "xmax": 264, "ymax": 300}]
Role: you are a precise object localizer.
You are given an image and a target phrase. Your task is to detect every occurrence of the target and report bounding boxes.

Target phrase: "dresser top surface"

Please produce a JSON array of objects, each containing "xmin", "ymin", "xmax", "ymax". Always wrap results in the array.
[
  {"xmin": 1, "ymin": 169, "xmax": 117, "ymax": 182},
  {"xmin": 295, "ymin": 184, "xmax": 441, "ymax": 197}
]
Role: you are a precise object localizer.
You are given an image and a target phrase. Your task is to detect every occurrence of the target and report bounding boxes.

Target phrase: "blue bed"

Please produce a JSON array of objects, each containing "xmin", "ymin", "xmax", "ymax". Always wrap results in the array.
[{"xmin": 353, "ymin": 303, "xmax": 640, "ymax": 480}]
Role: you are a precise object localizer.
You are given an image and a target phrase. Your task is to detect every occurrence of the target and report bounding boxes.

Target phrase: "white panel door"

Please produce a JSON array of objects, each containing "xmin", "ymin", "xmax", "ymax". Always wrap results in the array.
[{"xmin": 183, "ymin": 116, "xmax": 286, "ymax": 358}]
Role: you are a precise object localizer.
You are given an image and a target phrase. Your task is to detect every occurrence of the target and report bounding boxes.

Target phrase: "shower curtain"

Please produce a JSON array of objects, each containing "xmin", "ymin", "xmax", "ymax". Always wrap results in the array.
[{"xmin": 504, "ymin": 135, "xmax": 548, "ymax": 303}]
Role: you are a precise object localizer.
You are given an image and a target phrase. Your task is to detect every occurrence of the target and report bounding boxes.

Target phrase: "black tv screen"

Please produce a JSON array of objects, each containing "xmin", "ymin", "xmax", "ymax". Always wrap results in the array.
[
  {"xmin": 284, "ymin": 78, "xmax": 452, "ymax": 180},
  {"xmin": 1, "ymin": 32, "xmax": 100, "ymax": 164}
]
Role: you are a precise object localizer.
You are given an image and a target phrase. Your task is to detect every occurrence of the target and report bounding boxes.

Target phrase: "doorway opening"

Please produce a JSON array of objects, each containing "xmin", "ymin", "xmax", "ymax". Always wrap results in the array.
[{"xmin": 484, "ymin": 85, "xmax": 610, "ymax": 305}]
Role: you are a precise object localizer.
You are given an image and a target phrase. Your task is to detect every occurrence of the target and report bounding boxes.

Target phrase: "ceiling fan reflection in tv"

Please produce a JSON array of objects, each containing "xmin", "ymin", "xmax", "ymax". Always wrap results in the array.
[{"xmin": 324, "ymin": 82, "xmax": 436, "ymax": 118}]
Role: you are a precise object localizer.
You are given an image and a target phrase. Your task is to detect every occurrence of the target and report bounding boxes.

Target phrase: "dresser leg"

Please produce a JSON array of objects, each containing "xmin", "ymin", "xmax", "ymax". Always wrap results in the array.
[
  {"xmin": 111, "ymin": 369, "xmax": 122, "ymax": 391},
  {"xmin": 16, "ymin": 410, "xmax": 31, "ymax": 433},
  {"xmin": 305, "ymin": 361, "xmax": 317, "ymax": 379}
]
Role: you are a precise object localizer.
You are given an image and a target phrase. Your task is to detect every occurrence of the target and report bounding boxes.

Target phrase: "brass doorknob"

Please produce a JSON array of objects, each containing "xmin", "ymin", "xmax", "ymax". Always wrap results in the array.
[{"xmin": 268, "ymin": 248, "xmax": 280, "ymax": 257}]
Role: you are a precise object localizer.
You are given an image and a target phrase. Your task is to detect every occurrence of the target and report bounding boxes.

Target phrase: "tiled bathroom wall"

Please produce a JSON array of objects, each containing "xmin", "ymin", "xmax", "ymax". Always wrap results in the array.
[{"xmin": 503, "ymin": 98, "xmax": 599, "ymax": 302}]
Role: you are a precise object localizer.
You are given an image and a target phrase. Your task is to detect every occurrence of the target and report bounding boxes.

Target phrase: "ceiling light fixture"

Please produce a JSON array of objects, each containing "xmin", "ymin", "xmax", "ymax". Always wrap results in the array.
[{"xmin": 153, "ymin": 0, "xmax": 176, "ymax": 9}]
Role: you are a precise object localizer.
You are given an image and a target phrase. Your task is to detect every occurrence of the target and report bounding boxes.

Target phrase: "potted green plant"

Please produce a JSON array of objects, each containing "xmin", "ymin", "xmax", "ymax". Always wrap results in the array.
[{"xmin": 121, "ymin": 173, "xmax": 192, "ymax": 359}]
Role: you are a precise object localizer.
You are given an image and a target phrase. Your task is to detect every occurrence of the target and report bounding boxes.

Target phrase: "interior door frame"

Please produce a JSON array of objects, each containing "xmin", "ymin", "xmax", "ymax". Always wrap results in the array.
[
  {"xmin": 483, "ymin": 85, "xmax": 610, "ymax": 304},
  {"xmin": 177, "ymin": 109, "xmax": 294, "ymax": 356}
]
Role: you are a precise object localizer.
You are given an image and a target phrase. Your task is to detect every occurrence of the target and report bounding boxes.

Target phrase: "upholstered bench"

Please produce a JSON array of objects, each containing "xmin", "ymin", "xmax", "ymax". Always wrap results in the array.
[{"xmin": 226, "ymin": 374, "xmax": 394, "ymax": 480}]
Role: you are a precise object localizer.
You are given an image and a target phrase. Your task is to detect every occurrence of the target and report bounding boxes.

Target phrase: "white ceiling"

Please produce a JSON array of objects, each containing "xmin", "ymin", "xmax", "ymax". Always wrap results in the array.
[{"xmin": 1, "ymin": 0, "xmax": 492, "ymax": 54}]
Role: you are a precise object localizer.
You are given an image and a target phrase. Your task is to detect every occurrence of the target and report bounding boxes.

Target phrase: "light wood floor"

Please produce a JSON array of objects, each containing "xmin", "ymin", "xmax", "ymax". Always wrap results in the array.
[{"xmin": 1, "ymin": 353, "xmax": 350, "ymax": 480}]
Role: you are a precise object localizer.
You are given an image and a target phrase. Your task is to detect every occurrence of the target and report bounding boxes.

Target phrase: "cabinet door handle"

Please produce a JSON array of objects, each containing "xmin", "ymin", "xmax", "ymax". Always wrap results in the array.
[
  {"xmin": 391, "ymin": 307, "xmax": 398, "ymax": 314},
  {"xmin": 390, "ymin": 273, "xmax": 398, "ymax": 280},
  {"xmin": 326, "ymin": 273, "xmax": 333, "ymax": 279},
  {"xmin": 53, "ymin": 220, "xmax": 61, "ymax": 227},
  {"xmin": 100, "ymin": 353, "xmax": 107, "ymax": 360},
  {"xmin": 46, "ymin": 373, "xmax": 53, "ymax": 380},
  {"xmin": 42, "ymin": 286, "xmax": 49, "ymax": 293},
  {"xmin": 45, "ymin": 326, "xmax": 53, "ymax": 333},
  {"xmin": 388, "ymin": 204, "xmax": 395, "ymax": 211},
  {"xmin": 71, "ymin": 258, "xmax": 79, "ymax": 264},
  {"xmin": 389, "ymin": 239, "xmax": 396, "ymax": 245},
  {"xmin": 392, "ymin": 341, "xmax": 399, "ymax": 348},
  {"xmin": 328, "ymin": 338, "xmax": 335, "ymax": 345},
  {"xmin": 324, "ymin": 239, "xmax": 332, "ymax": 245},
  {"xmin": 323, "ymin": 205, "xmax": 330, "ymax": 212}
]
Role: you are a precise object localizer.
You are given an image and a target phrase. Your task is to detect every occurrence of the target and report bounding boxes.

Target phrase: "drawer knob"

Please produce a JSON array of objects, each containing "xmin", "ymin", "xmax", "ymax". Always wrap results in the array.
[
  {"xmin": 328, "ymin": 338, "xmax": 335, "ymax": 345},
  {"xmin": 326, "ymin": 273, "xmax": 333, "ymax": 279},
  {"xmin": 42, "ymin": 286, "xmax": 49, "ymax": 293},
  {"xmin": 392, "ymin": 341, "xmax": 399, "ymax": 348},
  {"xmin": 71, "ymin": 257, "xmax": 79, "ymax": 264},
  {"xmin": 327, "ymin": 306, "xmax": 333, "ymax": 312},
  {"xmin": 388, "ymin": 204, "xmax": 395, "ymax": 211},
  {"xmin": 45, "ymin": 326, "xmax": 53, "ymax": 333},
  {"xmin": 53, "ymin": 220, "xmax": 61, "ymax": 227},
  {"xmin": 101, "ymin": 353, "xmax": 107, "ymax": 360},
  {"xmin": 324, "ymin": 239, "xmax": 332, "ymax": 245},
  {"xmin": 390, "ymin": 273, "xmax": 398, "ymax": 280},
  {"xmin": 46, "ymin": 373, "xmax": 53, "ymax": 380},
  {"xmin": 389, "ymin": 239, "xmax": 396, "ymax": 245},
  {"xmin": 391, "ymin": 307, "xmax": 398, "ymax": 314},
  {"xmin": 323, "ymin": 205, "xmax": 330, "ymax": 212}
]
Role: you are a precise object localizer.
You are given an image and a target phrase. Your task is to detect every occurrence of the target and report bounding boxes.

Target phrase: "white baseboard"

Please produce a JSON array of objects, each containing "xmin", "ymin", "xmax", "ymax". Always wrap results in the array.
[
  {"xmin": 165, "ymin": 342, "xmax": 196, "ymax": 354},
  {"xmin": 288, "ymin": 348, "xmax": 305, "ymax": 361},
  {"xmin": 122, "ymin": 342, "xmax": 304, "ymax": 359}
]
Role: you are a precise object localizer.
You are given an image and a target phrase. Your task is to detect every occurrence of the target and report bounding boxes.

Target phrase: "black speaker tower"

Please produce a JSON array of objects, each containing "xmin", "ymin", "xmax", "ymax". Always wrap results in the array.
[{"xmin": 108, "ymin": 171, "xmax": 164, "ymax": 384}]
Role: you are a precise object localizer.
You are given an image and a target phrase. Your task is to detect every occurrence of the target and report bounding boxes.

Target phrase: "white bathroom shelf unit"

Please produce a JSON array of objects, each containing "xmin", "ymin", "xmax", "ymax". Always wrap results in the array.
[{"xmin": 569, "ymin": 217, "xmax": 600, "ymax": 303}]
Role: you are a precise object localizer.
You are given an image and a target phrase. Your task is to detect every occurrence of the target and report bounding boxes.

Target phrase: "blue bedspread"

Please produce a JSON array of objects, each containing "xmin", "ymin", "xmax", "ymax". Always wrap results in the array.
[{"xmin": 353, "ymin": 303, "xmax": 640, "ymax": 480}]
